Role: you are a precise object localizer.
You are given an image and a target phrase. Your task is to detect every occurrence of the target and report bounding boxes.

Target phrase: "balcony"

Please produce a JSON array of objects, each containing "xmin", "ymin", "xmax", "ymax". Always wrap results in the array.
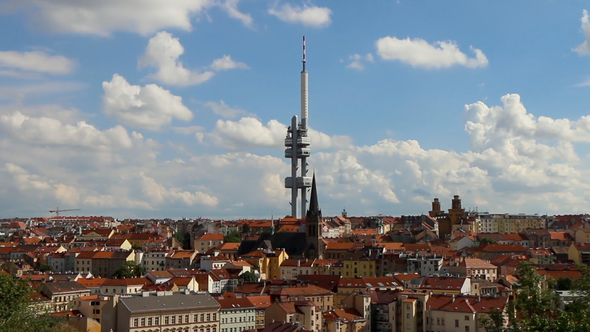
[
  {"xmin": 285, "ymin": 177, "xmax": 313, "ymax": 188},
  {"xmin": 284, "ymin": 148, "xmax": 311, "ymax": 158},
  {"xmin": 284, "ymin": 136, "xmax": 311, "ymax": 147}
]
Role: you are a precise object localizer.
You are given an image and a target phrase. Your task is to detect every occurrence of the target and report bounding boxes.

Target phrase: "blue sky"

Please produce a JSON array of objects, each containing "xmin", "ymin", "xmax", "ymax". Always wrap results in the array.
[{"xmin": 1, "ymin": 0, "xmax": 590, "ymax": 219}]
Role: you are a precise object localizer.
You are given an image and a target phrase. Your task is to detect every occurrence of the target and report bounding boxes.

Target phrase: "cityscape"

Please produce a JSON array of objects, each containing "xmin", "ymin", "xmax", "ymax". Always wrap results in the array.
[{"xmin": 2, "ymin": 1, "xmax": 590, "ymax": 332}]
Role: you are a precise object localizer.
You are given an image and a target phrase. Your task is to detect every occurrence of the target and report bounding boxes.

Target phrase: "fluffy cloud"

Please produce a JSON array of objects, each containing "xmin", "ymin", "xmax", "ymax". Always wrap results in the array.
[
  {"xmin": 102, "ymin": 74, "xmax": 193, "ymax": 130},
  {"xmin": 465, "ymin": 94, "xmax": 590, "ymax": 146},
  {"xmin": 140, "ymin": 173, "xmax": 218, "ymax": 207},
  {"xmin": 211, "ymin": 55, "xmax": 250, "ymax": 71},
  {"xmin": 0, "ymin": 51, "xmax": 75, "ymax": 75},
  {"xmin": 268, "ymin": 3, "xmax": 332, "ymax": 28},
  {"xmin": 8, "ymin": 0, "xmax": 214, "ymax": 36},
  {"xmin": 205, "ymin": 116, "xmax": 352, "ymax": 150},
  {"xmin": 138, "ymin": 32, "xmax": 215, "ymax": 86},
  {"xmin": 208, "ymin": 117, "xmax": 287, "ymax": 149},
  {"xmin": 376, "ymin": 37, "xmax": 488, "ymax": 69},
  {"xmin": 4, "ymin": 92, "xmax": 590, "ymax": 218},
  {"xmin": 575, "ymin": 9, "xmax": 590, "ymax": 56},
  {"xmin": 0, "ymin": 111, "xmax": 133, "ymax": 149},
  {"xmin": 4, "ymin": 163, "xmax": 80, "ymax": 205}
]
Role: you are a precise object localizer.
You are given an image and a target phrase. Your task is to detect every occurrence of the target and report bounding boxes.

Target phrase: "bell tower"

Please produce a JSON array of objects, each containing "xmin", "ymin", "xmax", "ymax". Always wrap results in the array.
[{"xmin": 304, "ymin": 174, "xmax": 323, "ymax": 259}]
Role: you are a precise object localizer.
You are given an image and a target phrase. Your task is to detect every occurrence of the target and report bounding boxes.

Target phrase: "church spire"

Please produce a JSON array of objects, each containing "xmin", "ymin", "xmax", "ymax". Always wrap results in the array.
[{"xmin": 307, "ymin": 173, "xmax": 320, "ymax": 218}]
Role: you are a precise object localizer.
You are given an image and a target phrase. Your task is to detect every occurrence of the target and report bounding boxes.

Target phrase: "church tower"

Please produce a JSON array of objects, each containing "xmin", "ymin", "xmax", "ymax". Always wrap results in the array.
[{"xmin": 304, "ymin": 174, "xmax": 323, "ymax": 259}]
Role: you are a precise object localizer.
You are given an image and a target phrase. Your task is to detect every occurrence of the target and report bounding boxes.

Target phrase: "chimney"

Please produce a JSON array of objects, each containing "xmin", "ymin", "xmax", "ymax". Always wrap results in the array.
[{"xmin": 452, "ymin": 294, "xmax": 455, "ymax": 302}]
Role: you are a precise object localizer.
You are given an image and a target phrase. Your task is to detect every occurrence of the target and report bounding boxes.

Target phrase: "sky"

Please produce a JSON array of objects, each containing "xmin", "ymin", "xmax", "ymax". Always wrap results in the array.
[{"xmin": 1, "ymin": 1, "xmax": 590, "ymax": 220}]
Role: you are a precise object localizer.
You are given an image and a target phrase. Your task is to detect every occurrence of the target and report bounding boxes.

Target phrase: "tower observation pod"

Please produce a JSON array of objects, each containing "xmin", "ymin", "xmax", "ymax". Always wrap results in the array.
[{"xmin": 285, "ymin": 36, "xmax": 312, "ymax": 219}]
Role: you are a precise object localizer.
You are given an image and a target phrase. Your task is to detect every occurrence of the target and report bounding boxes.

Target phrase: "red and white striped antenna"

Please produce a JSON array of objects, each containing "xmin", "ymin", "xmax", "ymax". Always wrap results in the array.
[{"xmin": 302, "ymin": 36, "xmax": 306, "ymax": 70}]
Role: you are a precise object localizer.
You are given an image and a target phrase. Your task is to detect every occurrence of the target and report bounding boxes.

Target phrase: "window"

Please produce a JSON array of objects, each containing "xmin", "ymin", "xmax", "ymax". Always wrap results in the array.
[
  {"xmin": 465, "ymin": 315, "xmax": 469, "ymax": 321},
  {"xmin": 194, "ymin": 314, "xmax": 198, "ymax": 322},
  {"xmin": 213, "ymin": 313, "xmax": 217, "ymax": 321},
  {"xmin": 465, "ymin": 326, "xmax": 470, "ymax": 332},
  {"xmin": 179, "ymin": 315, "xmax": 182, "ymax": 323},
  {"xmin": 93, "ymin": 309, "xmax": 100, "ymax": 314},
  {"xmin": 207, "ymin": 313, "xmax": 211, "ymax": 321},
  {"xmin": 172, "ymin": 316, "xmax": 176, "ymax": 324},
  {"xmin": 155, "ymin": 317, "xmax": 160, "ymax": 325},
  {"xmin": 437, "ymin": 318, "xmax": 440, "ymax": 325},
  {"xmin": 133, "ymin": 318, "xmax": 138, "ymax": 327},
  {"xmin": 141, "ymin": 318, "xmax": 145, "ymax": 326},
  {"xmin": 148, "ymin": 318, "xmax": 152, "ymax": 326},
  {"xmin": 185, "ymin": 315, "xmax": 189, "ymax": 323},
  {"xmin": 455, "ymin": 319, "xmax": 459, "ymax": 327},
  {"xmin": 200, "ymin": 314, "xmax": 204, "ymax": 322},
  {"xmin": 165, "ymin": 316, "xmax": 169, "ymax": 325}
]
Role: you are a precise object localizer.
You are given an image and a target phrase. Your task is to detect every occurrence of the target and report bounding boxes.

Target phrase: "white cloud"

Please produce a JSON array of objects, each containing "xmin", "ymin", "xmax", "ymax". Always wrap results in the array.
[
  {"xmin": 140, "ymin": 173, "xmax": 218, "ymax": 207},
  {"xmin": 102, "ymin": 74, "xmax": 193, "ymax": 130},
  {"xmin": 211, "ymin": 55, "xmax": 250, "ymax": 71},
  {"xmin": 5, "ymin": 92, "xmax": 590, "ymax": 218},
  {"xmin": 574, "ymin": 9, "xmax": 590, "ymax": 56},
  {"xmin": 465, "ymin": 94, "xmax": 590, "ymax": 146},
  {"xmin": 376, "ymin": 37, "xmax": 488, "ymax": 69},
  {"xmin": 0, "ymin": 111, "xmax": 133, "ymax": 149},
  {"xmin": 346, "ymin": 53, "xmax": 374, "ymax": 71},
  {"xmin": 5, "ymin": 163, "xmax": 80, "ymax": 205},
  {"xmin": 204, "ymin": 100, "xmax": 252, "ymax": 119},
  {"xmin": 575, "ymin": 78, "xmax": 590, "ymax": 87},
  {"xmin": 205, "ymin": 116, "xmax": 352, "ymax": 150},
  {"xmin": 10, "ymin": 0, "xmax": 215, "ymax": 36},
  {"xmin": 268, "ymin": 3, "xmax": 332, "ymax": 28},
  {"xmin": 208, "ymin": 117, "xmax": 287, "ymax": 149},
  {"xmin": 220, "ymin": 0, "xmax": 253, "ymax": 27},
  {"xmin": 139, "ymin": 31, "xmax": 215, "ymax": 86},
  {"xmin": 0, "ymin": 51, "xmax": 75, "ymax": 75}
]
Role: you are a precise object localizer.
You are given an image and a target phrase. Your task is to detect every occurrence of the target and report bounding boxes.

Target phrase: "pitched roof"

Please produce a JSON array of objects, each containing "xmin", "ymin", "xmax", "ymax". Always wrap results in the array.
[
  {"xmin": 215, "ymin": 296, "xmax": 255, "ymax": 310},
  {"xmin": 480, "ymin": 244, "xmax": 527, "ymax": 252},
  {"xmin": 246, "ymin": 295, "xmax": 272, "ymax": 309},
  {"xmin": 102, "ymin": 277, "xmax": 150, "ymax": 286},
  {"xmin": 197, "ymin": 233, "xmax": 224, "ymax": 241},
  {"xmin": 462, "ymin": 258, "xmax": 497, "ymax": 269},
  {"xmin": 76, "ymin": 278, "xmax": 108, "ymax": 288},
  {"xmin": 420, "ymin": 277, "xmax": 467, "ymax": 290},
  {"xmin": 120, "ymin": 292, "xmax": 219, "ymax": 312},
  {"xmin": 427, "ymin": 294, "xmax": 508, "ymax": 313}
]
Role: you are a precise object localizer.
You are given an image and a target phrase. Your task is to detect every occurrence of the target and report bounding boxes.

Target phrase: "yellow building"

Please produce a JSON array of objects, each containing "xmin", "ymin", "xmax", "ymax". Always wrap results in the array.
[
  {"xmin": 497, "ymin": 214, "xmax": 545, "ymax": 233},
  {"xmin": 575, "ymin": 228, "xmax": 590, "ymax": 244},
  {"xmin": 240, "ymin": 249, "xmax": 288, "ymax": 280},
  {"xmin": 342, "ymin": 257, "xmax": 375, "ymax": 278}
]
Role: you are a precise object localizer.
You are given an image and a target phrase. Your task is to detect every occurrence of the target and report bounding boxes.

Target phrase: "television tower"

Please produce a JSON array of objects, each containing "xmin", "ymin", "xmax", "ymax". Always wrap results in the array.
[{"xmin": 285, "ymin": 36, "xmax": 312, "ymax": 219}]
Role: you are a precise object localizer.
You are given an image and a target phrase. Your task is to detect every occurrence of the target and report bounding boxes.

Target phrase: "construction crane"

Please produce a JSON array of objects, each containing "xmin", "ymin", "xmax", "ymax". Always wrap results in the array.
[{"xmin": 49, "ymin": 207, "xmax": 81, "ymax": 217}]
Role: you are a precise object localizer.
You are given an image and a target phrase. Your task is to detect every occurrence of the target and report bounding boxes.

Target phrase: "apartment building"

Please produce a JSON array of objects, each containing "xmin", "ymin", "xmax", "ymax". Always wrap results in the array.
[
  {"xmin": 105, "ymin": 291, "xmax": 220, "ymax": 332},
  {"xmin": 39, "ymin": 281, "xmax": 91, "ymax": 312},
  {"xmin": 216, "ymin": 296, "xmax": 256, "ymax": 332},
  {"xmin": 194, "ymin": 233, "xmax": 224, "ymax": 253}
]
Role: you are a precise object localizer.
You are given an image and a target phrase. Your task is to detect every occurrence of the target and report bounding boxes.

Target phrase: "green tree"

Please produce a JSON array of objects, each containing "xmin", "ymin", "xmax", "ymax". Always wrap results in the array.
[
  {"xmin": 238, "ymin": 271, "xmax": 257, "ymax": 282},
  {"xmin": 478, "ymin": 309, "xmax": 505, "ymax": 332},
  {"xmin": 113, "ymin": 261, "xmax": 146, "ymax": 278},
  {"xmin": 224, "ymin": 231, "xmax": 242, "ymax": 243},
  {"xmin": 38, "ymin": 264, "xmax": 52, "ymax": 272},
  {"xmin": 480, "ymin": 237, "xmax": 497, "ymax": 245},
  {"xmin": 0, "ymin": 274, "xmax": 76, "ymax": 332},
  {"xmin": 555, "ymin": 277, "xmax": 574, "ymax": 290},
  {"xmin": 174, "ymin": 232, "xmax": 191, "ymax": 249}
]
